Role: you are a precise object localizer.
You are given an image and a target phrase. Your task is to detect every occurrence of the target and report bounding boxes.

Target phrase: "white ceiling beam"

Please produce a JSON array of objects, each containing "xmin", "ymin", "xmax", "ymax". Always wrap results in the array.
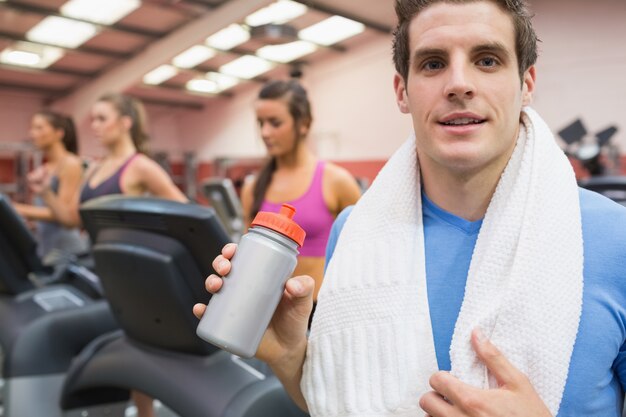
[{"xmin": 52, "ymin": 0, "xmax": 273, "ymax": 121}]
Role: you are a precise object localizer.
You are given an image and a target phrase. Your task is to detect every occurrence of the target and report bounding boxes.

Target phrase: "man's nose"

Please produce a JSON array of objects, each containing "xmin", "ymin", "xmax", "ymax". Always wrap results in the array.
[{"xmin": 443, "ymin": 62, "xmax": 475, "ymax": 100}]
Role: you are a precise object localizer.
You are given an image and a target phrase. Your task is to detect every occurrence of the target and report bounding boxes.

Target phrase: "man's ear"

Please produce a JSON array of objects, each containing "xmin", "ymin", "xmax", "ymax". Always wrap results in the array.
[
  {"xmin": 393, "ymin": 73, "xmax": 410, "ymax": 114},
  {"xmin": 521, "ymin": 65, "xmax": 536, "ymax": 106}
]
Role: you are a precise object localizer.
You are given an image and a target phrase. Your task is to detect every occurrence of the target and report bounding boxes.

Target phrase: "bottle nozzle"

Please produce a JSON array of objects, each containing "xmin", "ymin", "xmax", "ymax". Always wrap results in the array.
[
  {"xmin": 279, "ymin": 204, "xmax": 296, "ymax": 219},
  {"xmin": 251, "ymin": 203, "xmax": 305, "ymax": 246}
]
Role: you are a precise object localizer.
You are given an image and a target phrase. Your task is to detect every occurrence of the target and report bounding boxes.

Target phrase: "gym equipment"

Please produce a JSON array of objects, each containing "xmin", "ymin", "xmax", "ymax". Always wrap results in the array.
[
  {"xmin": 558, "ymin": 119, "xmax": 620, "ymax": 176},
  {"xmin": 0, "ymin": 194, "xmax": 116, "ymax": 417},
  {"xmin": 0, "ymin": 193, "xmax": 101, "ymax": 297},
  {"xmin": 60, "ymin": 195, "xmax": 308, "ymax": 417},
  {"xmin": 579, "ymin": 176, "xmax": 626, "ymax": 207},
  {"xmin": 202, "ymin": 177, "xmax": 245, "ymax": 242}
]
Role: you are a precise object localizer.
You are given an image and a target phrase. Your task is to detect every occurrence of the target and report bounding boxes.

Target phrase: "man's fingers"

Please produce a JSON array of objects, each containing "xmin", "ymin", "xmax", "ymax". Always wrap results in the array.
[
  {"xmin": 211, "ymin": 244, "xmax": 237, "ymax": 276},
  {"xmin": 212, "ymin": 255, "xmax": 231, "ymax": 276},
  {"xmin": 419, "ymin": 390, "xmax": 455, "ymax": 417},
  {"xmin": 428, "ymin": 371, "xmax": 482, "ymax": 411},
  {"xmin": 204, "ymin": 274, "xmax": 223, "ymax": 293},
  {"xmin": 192, "ymin": 303, "xmax": 206, "ymax": 319},
  {"xmin": 221, "ymin": 243, "xmax": 237, "ymax": 258},
  {"xmin": 282, "ymin": 275, "xmax": 315, "ymax": 321},
  {"xmin": 284, "ymin": 275, "xmax": 315, "ymax": 298},
  {"xmin": 471, "ymin": 327, "xmax": 522, "ymax": 388}
]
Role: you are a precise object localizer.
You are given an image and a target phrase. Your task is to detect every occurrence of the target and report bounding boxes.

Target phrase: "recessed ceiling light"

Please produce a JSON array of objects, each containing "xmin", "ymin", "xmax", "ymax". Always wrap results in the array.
[
  {"xmin": 172, "ymin": 45, "xmax": 216, "ymax": 69},
  {"xmin": 26, "ymin": 16, "xmax": 98, "ymax": 48},
  {"xmin": 186, "ymin": 72, "xmax": 239, "ymax": 94},
  {"xmin": 2, "ymin": 50, "xmax": 40, "ymax": 66},
  {"xmin": 219, "ymin": 55, "xmax": 275, "ymax": 79},
  {"xmin": 143, "ymin": 65, "xmax": 178, "ymax": 85},
  {"xmin": 256, "ymin": 40, "xmax": 317, "ymax": 63},
  {"xmin": 206, "ymin": 24, "xmax": 250, "ymax": 51},
  {"xmin": 61, "ymin": 0, "xmax": 140, "ymax": 25},
  {"xmin": 245, "ymin": 0, "xmax": 308, "ymax": 27},
  {"xmin": 186, "ymin": 78, "xmax": 218, "ymax": 94},
  {"xmin": 206, "ymin": 72, "xmax": 239, "ymax": 92},
  {"xmin": 0, "ymin": 42, "xmax": 64, "ymax": 68},
  {"xmin": 299, "ymin": 16, "xmax": 365, "ymax": 46}
]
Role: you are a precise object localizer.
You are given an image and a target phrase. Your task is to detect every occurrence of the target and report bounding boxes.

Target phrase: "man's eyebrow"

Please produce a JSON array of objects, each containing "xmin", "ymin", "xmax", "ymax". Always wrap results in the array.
[
  {"xmin": 412, "ymin": 42, "xmax": 511, "ymax": 63},
  {"xmin": 412, "ymin": 48, "xmax": 448, "ymax": 63},
  {"xmin": 471, "ymin": 42, "xmax": 511, "ymax": 60}
]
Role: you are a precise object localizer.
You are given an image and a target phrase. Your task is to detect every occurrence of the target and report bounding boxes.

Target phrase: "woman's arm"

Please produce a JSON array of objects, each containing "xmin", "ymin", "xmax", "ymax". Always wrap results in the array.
[
  {"xmin": 25, "ymin": 157, "xmax": 84, "ymax": 227},
  {"xmin": 324, "ymin": 162, "xmax": 362, "ymax": 215},
  {"xmin": 239, "ymin": 176, "xmax": 256, "ymax": 230},
  {"xmin": 13, "ymin": 202, "xmax": 55, "ymax": 222}
]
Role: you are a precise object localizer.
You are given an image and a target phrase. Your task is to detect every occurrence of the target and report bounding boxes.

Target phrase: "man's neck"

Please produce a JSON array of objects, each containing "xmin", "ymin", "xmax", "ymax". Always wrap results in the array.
[{"xmin": 420, "ymin": 159, "xmax": 509, "ymax": 222}]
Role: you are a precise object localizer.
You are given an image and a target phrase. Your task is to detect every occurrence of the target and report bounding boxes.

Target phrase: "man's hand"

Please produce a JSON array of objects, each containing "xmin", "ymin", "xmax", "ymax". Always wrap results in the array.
[
  {"xmin": 193, "ymin": 243, "xmax": 313, "ymax": 411},
  {"xmin": 192, "ymin": 243, "xmax": 314, "ymax": 365},
  {"xmin": 420, "ymin": 328, "xmax": 552, "ymax": 417}
]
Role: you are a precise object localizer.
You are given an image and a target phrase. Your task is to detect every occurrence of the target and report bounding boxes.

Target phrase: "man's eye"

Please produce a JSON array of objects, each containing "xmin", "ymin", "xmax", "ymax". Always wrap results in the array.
[
  {"xmin": 423, "ymin": 61, "xmax": 444, "ymax": 71},
  {"xmin": 478, "ymin": 57, "xmax": 498, "ymax": 67}
]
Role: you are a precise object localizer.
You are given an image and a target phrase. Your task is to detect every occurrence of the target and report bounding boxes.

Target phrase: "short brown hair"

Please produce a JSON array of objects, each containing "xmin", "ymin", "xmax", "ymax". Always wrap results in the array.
[{"xmin": 392, "ymin": 0, "xmax": 538, "ymax": 82}]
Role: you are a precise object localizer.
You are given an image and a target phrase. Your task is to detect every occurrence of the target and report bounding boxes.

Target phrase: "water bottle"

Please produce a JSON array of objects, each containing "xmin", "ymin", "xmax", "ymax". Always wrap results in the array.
[{"xmin": 196, "ymin": 203, "xmax": 306, "ymax": 358}]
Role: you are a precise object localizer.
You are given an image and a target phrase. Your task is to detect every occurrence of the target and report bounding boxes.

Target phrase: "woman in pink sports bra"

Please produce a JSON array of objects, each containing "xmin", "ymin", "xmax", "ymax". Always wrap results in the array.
[
  {"xmin": 29, "ymin": 93, "xmax": 186, "ymax": 417},
  {"xmin": 240, "ymin": 79, "xmax": 361, "ymax": 302}
]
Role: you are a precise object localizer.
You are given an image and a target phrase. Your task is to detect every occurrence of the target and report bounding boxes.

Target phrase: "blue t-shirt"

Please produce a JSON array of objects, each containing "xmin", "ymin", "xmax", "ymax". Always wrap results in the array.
[{"xmin": 325, "ymin": 188, "xmax": 626, "ymax": 417}]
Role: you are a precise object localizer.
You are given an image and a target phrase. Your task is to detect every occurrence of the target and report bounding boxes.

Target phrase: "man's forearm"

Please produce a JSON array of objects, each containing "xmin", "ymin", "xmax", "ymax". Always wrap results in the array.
[{"xmin": 268, "ymin": 339, "xmax": 309, "ymax": 412}]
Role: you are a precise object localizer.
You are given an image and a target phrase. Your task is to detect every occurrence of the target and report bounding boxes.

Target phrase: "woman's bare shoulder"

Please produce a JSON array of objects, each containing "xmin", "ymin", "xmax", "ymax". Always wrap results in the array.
[{"xmin": 323, "ymin": 161, "xmax": 357, "ymax": 185}]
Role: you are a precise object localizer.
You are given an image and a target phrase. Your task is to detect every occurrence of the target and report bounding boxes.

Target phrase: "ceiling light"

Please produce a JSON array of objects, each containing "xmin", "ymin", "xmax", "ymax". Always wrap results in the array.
[
  {"xmin": 172, "ymin": 45, "xmax": 216, "ymax": 69},
  {"xmin": 143, "ymin": 65, "xmax": 178, "ymax": 85},
  {"xmin": 186, "ymin": 72, "xmax": 239, "ymax": 94},
  {"xmin": 219, "ymin": 55, "xmax": 275, "ymax": 79},
  {"xmin": 0, "ymin": 41, "xmax": 64, "ymax": 68},
  {"xmin": 2, "ymin": 50, "xmax": 40, "ymax": 66},
  {"xmin": 256, "ymin": 40, "xmax": 317, "ymax": 63},
  {"xmin": 298, "ymin": 16, "xmax": 365, "ymax": 46},
  {"xmin": 61, "ymin": 0, "xmax": 140, "ymax": 25},
  {"xmin": 245, "ymin": 0, "xmax": 308, "ymax": 27},
  {"xmin": 206, "ymin": 72, "xmax": 239, "ymax": 92},
  {"xmin": 206, "ymin": 24, "xmax": 250, "ymax": 51},
  {"xmin": 186, "ymin": 78, "xmax": 218, "ymax": 94},
  {"xmin": 26, "ymin": 16, "xmax": 98, "ymax": 48}
]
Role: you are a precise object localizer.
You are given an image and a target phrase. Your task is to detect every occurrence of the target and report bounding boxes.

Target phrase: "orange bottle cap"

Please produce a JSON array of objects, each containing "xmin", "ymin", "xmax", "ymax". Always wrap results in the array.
[{"xmin": 251, "ymin": 203, "xmax": 306, "ymax": 247}]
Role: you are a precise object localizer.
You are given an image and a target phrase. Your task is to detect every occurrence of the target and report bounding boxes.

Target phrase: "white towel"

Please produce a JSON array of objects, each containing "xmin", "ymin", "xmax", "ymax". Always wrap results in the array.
[{"xmin": 301, "ymin": 107, "xmax": 583, "ymax": 417}]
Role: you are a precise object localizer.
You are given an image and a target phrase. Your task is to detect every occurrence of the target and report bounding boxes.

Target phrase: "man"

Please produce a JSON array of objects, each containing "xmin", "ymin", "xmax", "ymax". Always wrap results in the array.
[{"xmin": 195, "ymin": 1, "xmax": 626, "ymax": 416}]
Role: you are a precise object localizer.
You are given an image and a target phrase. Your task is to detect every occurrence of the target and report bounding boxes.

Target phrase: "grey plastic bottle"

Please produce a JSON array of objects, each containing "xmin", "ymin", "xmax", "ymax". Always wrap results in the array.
[{"xmin": 196, "ymin": 203, "xmax": 306, "ymax": 358}]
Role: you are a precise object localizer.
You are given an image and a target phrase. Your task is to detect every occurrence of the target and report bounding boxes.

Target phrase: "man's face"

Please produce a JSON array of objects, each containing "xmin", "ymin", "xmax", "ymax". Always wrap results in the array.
[{"xmin": 394, "ymin": 1, "xmax": 535, "ymax": 177}]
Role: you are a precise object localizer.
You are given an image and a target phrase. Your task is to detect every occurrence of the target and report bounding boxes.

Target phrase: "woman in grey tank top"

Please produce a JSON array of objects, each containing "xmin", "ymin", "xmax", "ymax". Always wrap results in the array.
[
  {"xmin": 12, "ymin": 110, "xmax": 87, "ymax": 263},
  {"xmin": 27, "ymin": 93, "xmax": 187, "ymax": 417}
]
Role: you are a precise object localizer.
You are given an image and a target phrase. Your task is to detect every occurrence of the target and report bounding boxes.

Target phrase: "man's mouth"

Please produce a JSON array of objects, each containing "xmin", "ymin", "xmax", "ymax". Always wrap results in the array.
[{"xmin": 440, "ymin": 118, "xmax": 485, "ymax": 126}]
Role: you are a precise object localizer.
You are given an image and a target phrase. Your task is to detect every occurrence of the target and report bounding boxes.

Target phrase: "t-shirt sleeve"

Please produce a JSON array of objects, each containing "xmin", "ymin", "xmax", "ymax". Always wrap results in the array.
[
  {"xmin": 614, "ymin": 341, "xmax": 626, "ymax": 391},
  {"xmin": 324, "ymin": 205, "xmax": 354, "ymax": 273}
]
